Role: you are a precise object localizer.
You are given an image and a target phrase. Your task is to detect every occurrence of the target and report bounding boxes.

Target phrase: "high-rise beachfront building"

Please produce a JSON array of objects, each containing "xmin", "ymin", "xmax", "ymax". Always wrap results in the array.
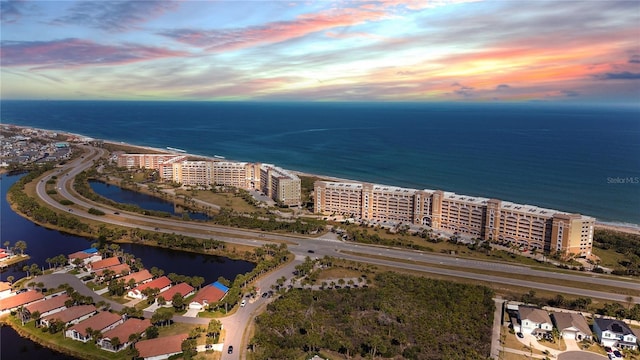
[
  {"xmin": 117, "ymin": 154, "xmax": 186, "ymax": 170},
  {"xmin": 260, "ymin": 165, "xmax": 301, "ymax": 207},
  {"xmin": 314, "ymin": 181, "xmax": 594, "ymax": 258},
  {"xmin": 115, "ymin": 153, "xmax": 301, "ymax": 206},
  {"xmin": 172, "ymin": 161, "xmax": 213, "ymax": 187},
  {"xmin": 212, "ymin": 161, "xmax": 262, "ymax": 189}
]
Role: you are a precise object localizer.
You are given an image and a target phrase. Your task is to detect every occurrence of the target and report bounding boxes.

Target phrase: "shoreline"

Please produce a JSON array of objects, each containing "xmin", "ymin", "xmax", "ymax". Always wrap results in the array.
[{"xmin": 6, "ymin": 124, "xmax": 640, "ymax": 235}]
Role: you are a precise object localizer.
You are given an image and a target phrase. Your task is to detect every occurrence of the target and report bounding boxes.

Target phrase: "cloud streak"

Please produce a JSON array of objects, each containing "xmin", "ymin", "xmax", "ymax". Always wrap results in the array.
[
  {"xmin": 1, "ymin": 39, "xmax": 188, "ymax": 68},
  {"xmin": 159, "ymin": 6, "xmax": 388, "ymax": 52},
  {"xmin": 53, "ymin": 0, "xmax": 180, "ymax": 32}
]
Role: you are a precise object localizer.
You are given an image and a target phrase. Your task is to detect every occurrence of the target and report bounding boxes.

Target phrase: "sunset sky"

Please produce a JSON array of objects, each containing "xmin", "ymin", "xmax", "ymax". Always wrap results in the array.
[{"xmin": 1, "ymin": 0, "xmax": 639, "ymax": 103}]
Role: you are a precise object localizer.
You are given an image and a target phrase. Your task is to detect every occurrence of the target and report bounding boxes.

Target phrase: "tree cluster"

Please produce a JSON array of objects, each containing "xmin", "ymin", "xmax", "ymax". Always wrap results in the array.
[
  {"xmin": 252, "ymin": 272, "xmax": 494, "ymax": 359},
  {"xmin": 593, "ymin": 229, "xmax": 640, "ymax": 276},
  {"xmin": 344, "ymin": 228, "xmax": 434, "ymax": 252}
]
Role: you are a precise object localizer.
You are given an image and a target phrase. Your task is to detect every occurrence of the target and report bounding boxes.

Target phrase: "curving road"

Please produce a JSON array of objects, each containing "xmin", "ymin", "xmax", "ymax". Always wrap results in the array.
[
  {"xmin": 29, "ymin": 144, "xmax": 640, "ymax": 360},
  {"xmin": 38, "ymin": 146, "xmax": 640, "ymax": 298}
]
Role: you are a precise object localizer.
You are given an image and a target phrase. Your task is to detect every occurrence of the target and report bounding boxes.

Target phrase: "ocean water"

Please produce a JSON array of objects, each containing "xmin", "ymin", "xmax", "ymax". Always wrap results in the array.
[{"xmin": 1, "ymin": 100, "xmax": 639, "ymax": 224}]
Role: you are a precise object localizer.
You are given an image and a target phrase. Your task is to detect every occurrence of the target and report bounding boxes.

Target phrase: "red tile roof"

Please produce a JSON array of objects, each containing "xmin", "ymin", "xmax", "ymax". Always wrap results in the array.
[
  {"xmin": 67, "ymin": 311, "xmax": 123, "ymax": 337},
  {"xmin": 135, "ymin": 333, "xmax": 187, "ymax": 359},
  {"xmin": 95, "ymin": 263, "xmax": 130, "ymax": 277},
  {"xmin": 0, "ymin": 290, "xmax": 44, "ymax": 311},
  {"xmin": 191, "ymin": 285, "xmax": 225, "ymax": 306},
  {"xmin": 158, "ymin": 283, "xmax": 194, "ymax": 302},
  {"xmin": 133, "ymin": 276, "xmax": 171, "ymax": 293},
  {"xmin": 68, "ymin": 251, "xmax": 92, "ymax": 260},
  {"xmin": 102, "ymin": 318, "xmax": 151, "ymax": 342},
  {"xmin": 89, "ymin": 257, "xmax": 120, "ymax": 271},
  {"xmin": 0, "ymin": 282, "xmax": 11, "ymax": 292},
  {"xmin": 25, "ymin": 294, "xmax": 70, "ymax": 314},
  {"xmin": 42, "ymin": 305, "xmax": 96, "ymax": 324},
  {"xmin": 120, "ymin": 270, "xmax": 153, "ymax": 286}
]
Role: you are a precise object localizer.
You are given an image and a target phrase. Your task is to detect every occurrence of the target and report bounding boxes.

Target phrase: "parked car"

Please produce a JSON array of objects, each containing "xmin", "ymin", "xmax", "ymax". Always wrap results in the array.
[
  {"xmin": 516, "ymin": 332, "xmax": 524, "ymax": 338},
  {"xmin": 240, "ymin": 299, "xmax": 246, "ymax": 307},
  {"xmin": 228, "ymin": 346, "xmax": 233, "ymax": 354}
]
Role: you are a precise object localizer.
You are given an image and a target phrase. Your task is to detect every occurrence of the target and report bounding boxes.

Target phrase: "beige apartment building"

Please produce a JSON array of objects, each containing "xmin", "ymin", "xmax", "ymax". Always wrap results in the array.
[
  {"xmin": 212, "ymin": 161, "xmax": 262, "ymax": 189},
  {"xmin": 172, "ymin": 161, "xmax": 212, "ymax": 187},
  {"xmin": 116, "ymin": 153, "xmax": 302, "ymax": 206},
  {"xmin": 260, "ymin": 165, "xmax": 301, "ymax": 207},
  {"xmin": 117, "ymin": 154, "xmax": 186, "ymax": 170},
  {"xmin": 314, "ymin": 181, "xmax": 594, "ymax": 257}
]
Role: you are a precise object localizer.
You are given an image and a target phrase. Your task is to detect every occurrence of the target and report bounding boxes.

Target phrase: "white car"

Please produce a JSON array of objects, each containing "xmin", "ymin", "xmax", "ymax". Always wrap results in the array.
[{"xmin": 240, "ymin": 299, "xmax": 247, "ymax": 307}]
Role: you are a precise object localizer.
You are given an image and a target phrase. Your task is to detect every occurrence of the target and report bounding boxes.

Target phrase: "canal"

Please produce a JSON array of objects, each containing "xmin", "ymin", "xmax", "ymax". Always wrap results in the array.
[{"xmin": 0, "ymin": 172, "xmax": 256, "ymax": 359}]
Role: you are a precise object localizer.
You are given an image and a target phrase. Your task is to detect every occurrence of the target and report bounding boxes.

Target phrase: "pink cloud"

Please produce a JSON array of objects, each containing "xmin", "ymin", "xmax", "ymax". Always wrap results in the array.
[
  {"xmin": 0, "ymin": 38, "xmax": 189, "ymax": 68},
  {"xmin": 159, "ymin": 7, "xmax": 389, "ymax": 52}
]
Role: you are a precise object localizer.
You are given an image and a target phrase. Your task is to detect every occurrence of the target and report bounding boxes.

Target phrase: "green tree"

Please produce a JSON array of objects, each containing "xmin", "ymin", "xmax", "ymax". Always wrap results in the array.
[
  {"xmin": 145, "ymin": 326, "xmax": 159, "ymax": 339},
  {"xmin": 172, "ymin": 292, "xmax": 184, "ymax": 311},
  {"xmin": 14, "ymin": 240, "xmax": 27, "ymax": 255}
]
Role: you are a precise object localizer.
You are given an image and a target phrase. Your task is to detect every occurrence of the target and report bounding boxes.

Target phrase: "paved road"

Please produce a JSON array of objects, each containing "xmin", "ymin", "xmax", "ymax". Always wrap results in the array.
[
  {"xmin": 491, "ymin": 298, "xmax": 504, "ymax": 359},
  {"xmin": 28, "ymin": 144, "xmax": 640, "ymax": 359},
  {"xmin": 38, "ymin": 146, "xmax": 640, "ymax": 300}
]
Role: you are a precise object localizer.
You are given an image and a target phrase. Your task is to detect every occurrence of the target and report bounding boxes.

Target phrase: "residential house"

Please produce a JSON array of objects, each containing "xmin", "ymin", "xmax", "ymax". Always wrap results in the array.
[
  {"xmin": 157, "ymin": 283, "xmax": 195, "ymax": 306},
  {"xmin": 551, "ymin": 312, "xmax": 592, "ymax": 341},
  {"xmin": 68, "ymin": 248, "xmax": 102, "ymax": 266},
  {"xmin": 25, "ymin": 294, "xmax": 70, "ymax": 319},
  {"xmin": 593, "ymin": 317, "xmax": 638, "ymax": 350},
  {"xmin": 87, "ymin": 257, "xmax": 120, "ymax": 272},
  {"xmin": 0, "ymin": 282, "xmax": 11, "ymax": 299},
  {"xmin": 120, "ymin": 270, "xmax": 153, "ymax": 288},
  {"xmin": 518, "ymin": 306, "xmax": 553, "ymax": 339},
  {"xmin": 65, "ymin": 311, "xmax": 124, "ymax": 343},
  {"xmin": 99, "ymin": 318, "xmax": 151, "ymax": 352},
  {"xmin": 40, "ymin": 305, "xmax": 97, "ymax": 328},
  {"xmin": 135, "ymin": 333, "xmax": 188, "ymax": 360},
  {"xmin": 0, "ymin": 290, "xmax": 44, "ymax": 311},
  {"xmin": 127, "ymin": 276, "xmax": 171, "ymax": 300},
  {"xmin": 189, "ymin": 282, "xmax": 228, "ymax": 310},
  {"xmin": 94, "ymin": 263, "xmax": 131, "ymax": 279}
]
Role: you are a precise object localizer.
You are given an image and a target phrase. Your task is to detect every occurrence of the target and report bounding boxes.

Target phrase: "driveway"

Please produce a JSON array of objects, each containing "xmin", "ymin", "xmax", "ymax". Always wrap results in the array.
[
  {"xmin": 563, "ymin": 337, "xmax": 581, "ymax": 352},
  {"xmin": 559, "ymin": 351, "xmax": 607, "ymax": 360}
]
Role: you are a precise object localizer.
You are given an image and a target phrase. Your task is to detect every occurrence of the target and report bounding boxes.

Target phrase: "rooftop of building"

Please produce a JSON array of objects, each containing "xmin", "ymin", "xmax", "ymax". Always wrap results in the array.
[
  {"xmin": 135, "ymin": 333, "xmax": 188, "ymax": 358},
  {"xmin": 120, "ymin": 269, "xmax": 153, "ymax": 285},
  {"xmin": 158, "ymin": 282, "xmax": 194, "ymax": 301},
  {"xmin": 594, "ymin": 317, "xmax": 635, "ymax": 335},
  {"xmin": 102, "ymin": 318, "xmax": 151, "ymax": 341},
  {"xmin": 25, "ymin": 294, "xmax": 70, "ymax": 314},
  {"xmin": 89, "ymin": 257, "xmax": 121, "ymax": 270},
  {"xmin": 132, "ymin": 276, "xmax": 171, "ymax": 293},
  {"xmin": 519, "ymin": 306, "xmax": 552, "ymax": 324},
  {"xmin": 95, "ymin": 263, "xmax": 131, "ymax": 277},
  {"xmin": 551, "ymin": 312, "xmax": 591, "ymax": 335},
  {"xmin": 191, "ymin": 283, "xmax": 227, "ymax": 305},
  {"xmin": 42, "ymin": 305, "xmax": 96, "ymax": 324},
  {"xmin": 67, "ymin": 311, "xmax": 122, "ymax": 337},
  {"xmin": 0, "ymin": 290, "xmax": 44, "ymax": 311}
]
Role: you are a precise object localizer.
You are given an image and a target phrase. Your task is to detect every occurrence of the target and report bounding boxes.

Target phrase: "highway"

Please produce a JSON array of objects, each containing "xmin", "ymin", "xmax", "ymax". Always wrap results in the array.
[
  {"xmin": 39, "ymin": 146, "xmax": 640, "ymax": 297},
  {"xmin": 29, "ymin": 145, "xmax": 640, "ymax": 359}
]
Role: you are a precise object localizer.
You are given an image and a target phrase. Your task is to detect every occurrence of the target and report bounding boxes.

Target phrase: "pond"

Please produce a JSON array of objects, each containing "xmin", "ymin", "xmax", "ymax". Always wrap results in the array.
[{"xmin": 88, "ymin": 180, "xmax": 210, "ymax": 220}]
